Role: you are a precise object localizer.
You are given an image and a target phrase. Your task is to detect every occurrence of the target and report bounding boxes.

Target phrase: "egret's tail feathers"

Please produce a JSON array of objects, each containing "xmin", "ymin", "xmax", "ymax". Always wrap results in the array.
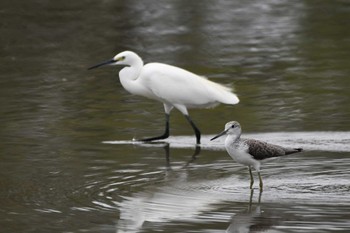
[
  {"xmin": 201, "ymin": 78, "xmax": 239, "ymax": 105},
  {"xmin": 226, "ymin": 93, "xmax": 240, "ymax": 105},
  {"xmin": 215, "ymin": 88, "xmax": 239, "ymax": 105}
]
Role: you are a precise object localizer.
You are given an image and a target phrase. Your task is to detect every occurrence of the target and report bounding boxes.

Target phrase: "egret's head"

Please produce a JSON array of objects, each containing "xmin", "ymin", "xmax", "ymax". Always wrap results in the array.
[
  {"xmin": 88, "ymin": 51, "xmax": 141, "ymax": 70},
  {"xmin": 210, "ymin": 121, "xmax": 241, "ymax": 141},
  {"xmin": 112, "ymin": 51, "xmax": 140, "ymax": 66}
]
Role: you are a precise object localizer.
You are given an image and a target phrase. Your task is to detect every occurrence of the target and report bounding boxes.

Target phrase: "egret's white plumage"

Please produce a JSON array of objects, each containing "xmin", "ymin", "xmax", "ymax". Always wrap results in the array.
[
  {"xmin": 89, "ymin": 51, "xmax": 239, "ymax": 144},
  {"xmin": 211, "ymin": 121, "xmax": 302, "ymax": 191}
]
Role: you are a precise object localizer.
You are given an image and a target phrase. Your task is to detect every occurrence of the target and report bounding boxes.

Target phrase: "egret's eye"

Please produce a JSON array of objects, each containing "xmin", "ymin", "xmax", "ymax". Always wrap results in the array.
[{"xmin": 117, "ymin": 56, "xmax": 125, "ymax": 61}]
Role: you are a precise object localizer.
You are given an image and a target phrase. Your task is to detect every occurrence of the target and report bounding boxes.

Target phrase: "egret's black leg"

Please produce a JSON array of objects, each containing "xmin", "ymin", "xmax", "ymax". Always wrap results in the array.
[
  {"xmin": 184, "ymin": 145, "xmax": 201, "ymax": 167},
  {"xmin": 163, "ymin": 143, "xmax": 171, "ymax": 170},
  {"xmin": 184, "ymin": 115, "xmax": 201, "ymax": 144},
  {"xmin": 140, "ymin": 114, "xmax": 170, "ymax": 142}
]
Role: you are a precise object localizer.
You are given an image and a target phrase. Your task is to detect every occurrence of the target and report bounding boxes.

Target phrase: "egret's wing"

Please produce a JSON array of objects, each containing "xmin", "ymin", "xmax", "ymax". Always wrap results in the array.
[{"xmin": 141, "ymin": 63, "xmax": 238, "ymax": 107}]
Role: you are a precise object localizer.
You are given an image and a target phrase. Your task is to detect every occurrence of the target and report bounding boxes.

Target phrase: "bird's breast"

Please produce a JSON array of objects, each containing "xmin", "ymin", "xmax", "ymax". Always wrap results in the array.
[{"xmin": 225, "ymin": 142, "xmax": 258, "ymax": 167}]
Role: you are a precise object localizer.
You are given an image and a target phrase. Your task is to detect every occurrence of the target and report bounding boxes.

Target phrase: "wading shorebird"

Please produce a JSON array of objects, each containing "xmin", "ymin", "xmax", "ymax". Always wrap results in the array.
[{"xmin": 211, "ymin": 121, "xmax": 302, "ymax": 191}]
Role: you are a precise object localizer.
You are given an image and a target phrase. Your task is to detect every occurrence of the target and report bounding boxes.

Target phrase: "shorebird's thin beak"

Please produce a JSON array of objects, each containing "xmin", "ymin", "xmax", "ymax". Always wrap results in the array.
[
  {"xmin": 210, "ymin": 129, "xmax": 228, "ymax": 141},
  {"xmin": 88, "ymin": 59, "xmax": 115, "ymax": 70}
]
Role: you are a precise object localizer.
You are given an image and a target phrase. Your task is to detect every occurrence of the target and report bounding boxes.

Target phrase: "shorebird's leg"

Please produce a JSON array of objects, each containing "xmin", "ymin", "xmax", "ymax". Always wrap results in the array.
[
  {"xmin": 249, "ymin": 189, "xmax": 254, "ymax": 211},
  {"xmin": 258, "ymin": 171, "xmax": 263, "ymax": 192},
  {"xmin": 258, "ymin": 189, "xmax": 262, "ymax": 204},
  {"xmin": 249, "ymin": 166, "xmax": 254, "ymax": 189}
]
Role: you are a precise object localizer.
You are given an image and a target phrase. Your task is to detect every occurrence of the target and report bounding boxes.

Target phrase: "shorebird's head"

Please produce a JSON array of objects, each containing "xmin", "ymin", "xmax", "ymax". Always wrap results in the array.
[{"xmin": 210, "ymin": 121, "xmax": 241, "ymax": 141}]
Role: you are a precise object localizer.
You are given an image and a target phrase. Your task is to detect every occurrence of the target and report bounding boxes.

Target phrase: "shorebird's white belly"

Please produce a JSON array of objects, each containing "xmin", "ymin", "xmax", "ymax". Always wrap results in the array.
[{"xmin": 225, "ymin": 142, "xmax": 261, "ymax": 171}]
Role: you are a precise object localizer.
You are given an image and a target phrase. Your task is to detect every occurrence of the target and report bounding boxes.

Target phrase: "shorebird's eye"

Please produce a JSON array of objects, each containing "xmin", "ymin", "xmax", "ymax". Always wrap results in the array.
[{"xmin": 231, "ymin": 125, "xmax": 235, "ymax": 128}]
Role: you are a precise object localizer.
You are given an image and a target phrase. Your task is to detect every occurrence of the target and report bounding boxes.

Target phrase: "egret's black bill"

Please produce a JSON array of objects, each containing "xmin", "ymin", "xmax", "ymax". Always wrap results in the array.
[
  {"xmin": 210, "ymin": 129, "xmax": 228, "ymax": 141},
  {"xmin": 88, "ymin": 59, "xmax": 115, "ymax": 70}
]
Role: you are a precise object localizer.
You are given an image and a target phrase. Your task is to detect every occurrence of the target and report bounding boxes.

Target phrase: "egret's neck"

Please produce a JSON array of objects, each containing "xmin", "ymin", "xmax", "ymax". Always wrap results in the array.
[{"xmin": 118, "ymin": 59, "xmax": 144, "ymax": 95}]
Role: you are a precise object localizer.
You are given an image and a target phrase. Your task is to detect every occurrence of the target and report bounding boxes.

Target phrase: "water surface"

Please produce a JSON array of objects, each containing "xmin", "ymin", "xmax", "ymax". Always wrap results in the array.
[{"xmin": 1, "ymin": 0, "xmax": 350, "ymax": 232}]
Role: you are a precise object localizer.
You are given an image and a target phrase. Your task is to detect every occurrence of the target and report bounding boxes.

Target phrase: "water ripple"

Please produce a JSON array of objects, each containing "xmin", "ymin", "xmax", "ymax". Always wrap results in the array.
[{"xmin": 69, "ymin": 135, "xmax": 350, "ymax": 232}]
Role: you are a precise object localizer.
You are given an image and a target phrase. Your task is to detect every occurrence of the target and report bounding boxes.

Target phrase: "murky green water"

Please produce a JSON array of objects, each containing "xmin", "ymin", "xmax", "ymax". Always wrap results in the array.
[{"xmin": 1, "ymin": 0, "xmax": 350, "ymax": 232}]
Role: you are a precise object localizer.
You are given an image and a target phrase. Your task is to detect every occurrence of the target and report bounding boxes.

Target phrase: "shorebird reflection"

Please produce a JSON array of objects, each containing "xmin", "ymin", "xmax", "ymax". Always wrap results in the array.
[{"xmin": 226, "ymin": 190, "xmax": 280, "ymax": 233}]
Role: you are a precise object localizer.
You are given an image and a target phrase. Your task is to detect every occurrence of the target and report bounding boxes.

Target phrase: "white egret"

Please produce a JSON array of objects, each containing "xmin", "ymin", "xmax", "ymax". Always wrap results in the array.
[
  {"xmin": 88, "ymin": 51, "xmax": 239, "ymax": 144},
  {"xmin": 211, "ymin": 121, "xmax": 302, "ymax": 191}
]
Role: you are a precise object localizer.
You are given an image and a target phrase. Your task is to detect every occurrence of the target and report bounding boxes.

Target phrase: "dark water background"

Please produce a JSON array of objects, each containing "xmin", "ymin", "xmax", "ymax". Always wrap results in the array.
[{"xmin": 1, "ymin": 0, "xmax": 350, "ymax": 232}]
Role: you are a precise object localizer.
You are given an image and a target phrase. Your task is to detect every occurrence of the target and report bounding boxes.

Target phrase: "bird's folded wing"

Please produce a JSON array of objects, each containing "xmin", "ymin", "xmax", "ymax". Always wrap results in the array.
[{"xmin": 244, "ymin": 139, "xmax": 286, "ymax": 160}]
